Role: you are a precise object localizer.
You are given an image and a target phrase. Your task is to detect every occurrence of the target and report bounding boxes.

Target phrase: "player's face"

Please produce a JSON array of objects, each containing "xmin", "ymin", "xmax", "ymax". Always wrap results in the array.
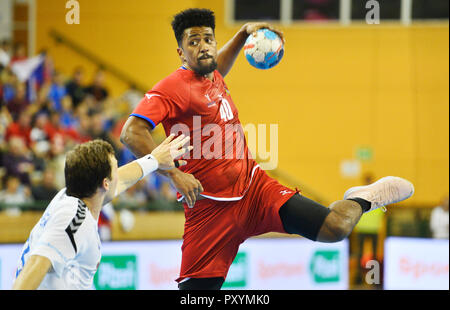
[{"xmin": 179, "ymin": 26, "xmax": 218, "ymax": 76}]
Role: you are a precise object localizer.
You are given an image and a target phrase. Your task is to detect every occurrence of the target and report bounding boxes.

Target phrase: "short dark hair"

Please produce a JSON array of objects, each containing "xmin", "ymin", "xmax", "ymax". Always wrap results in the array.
[
  {"xmin": 171, "ymin": 8, "xmax": 215, "ymax": 46},
  {"xmin": 64, "ymin": 139, "xmax": 115, "ymax": 199}
]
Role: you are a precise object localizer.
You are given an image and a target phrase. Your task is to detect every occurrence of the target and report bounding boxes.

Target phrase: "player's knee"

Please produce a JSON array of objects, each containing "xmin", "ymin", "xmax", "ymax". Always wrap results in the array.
[
  {"xmin": 329, "ymin": 216, "xmax": 352, "ymax": 242},
  {"xmin": 319, "ymin": 211, "xmax": 352, "ymax": 242}
]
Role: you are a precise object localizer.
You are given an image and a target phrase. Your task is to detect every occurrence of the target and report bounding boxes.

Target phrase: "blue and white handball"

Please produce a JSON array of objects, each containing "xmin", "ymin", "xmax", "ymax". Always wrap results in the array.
[{"xmin": 244, "ymin": 29, "xmax": 284, "ymax": 70}]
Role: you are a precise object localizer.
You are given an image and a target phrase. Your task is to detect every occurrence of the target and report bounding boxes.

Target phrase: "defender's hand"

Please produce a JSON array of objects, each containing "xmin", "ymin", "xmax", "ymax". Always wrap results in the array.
[
  {"xmin": 241, "ymin": 22, "xmax": 285, "ymax": 44},
  {"xmin": 151, "ymin": 134, "xmax": 192, "ymax": 170},
  {"xmin": 169, "ymin": 170, "xmax": 204, "ymax": 208}
]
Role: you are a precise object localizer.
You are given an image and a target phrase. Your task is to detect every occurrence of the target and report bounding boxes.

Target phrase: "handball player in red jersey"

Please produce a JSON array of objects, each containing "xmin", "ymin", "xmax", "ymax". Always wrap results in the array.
[{"xmin": 120, "ymin": 8, "xmax": 414, "ymax": 290}]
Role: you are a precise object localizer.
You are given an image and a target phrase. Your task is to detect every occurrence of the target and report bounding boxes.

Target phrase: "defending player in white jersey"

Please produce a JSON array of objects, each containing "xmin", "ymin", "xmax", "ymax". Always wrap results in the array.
[{"xmin": 12, "ymin": 134, "xmax": 191, "ymax": 290}]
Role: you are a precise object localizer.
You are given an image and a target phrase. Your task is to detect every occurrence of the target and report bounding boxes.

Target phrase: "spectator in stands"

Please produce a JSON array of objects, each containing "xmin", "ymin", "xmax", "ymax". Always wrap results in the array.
[
  {"xmin": 30, "ymin": 112, "xmax": 50, "ymax": 146},
  {"xmin": 1, "ymin": 67, "xmax": 17, "ymax": 103},
  {"xmin": 46, "ymin": 138, "xmax": 65, "ymax": 189},
  {"xmin": 0, "ymin": 103, "xmax": 12, "ymax": 149},
  {"xmin": 59, "ymin": 95, "xmax": 77, "ymax": 129},
  {"xmin": 115, "ymin": 179, "xmax": 148, "ymax": 209},
  {"xmin": 45, "ymin": 111, "xmax": 68, "ymax": 145},
  {"xmin": 5, "ymin": 109, "xmax": 32, "ymax": 148},
  {"xmin": 48, "ymin": 70, "xmax": 67, "ymax": 112},
  {"xmin": 65, "ymin": 66, "xmax": 86, "ymax": 108},
  {"xmin": 302, "ymin": 0, "xmax": 337, "ymax": 21},
  {"xmin": 0, "ymin": 175, "xmax": 32, "ymax": 214},
  {"xmin": 146, "ymin": 173, "xmax": 177, "ymax": 203},
  {"xmin": 2, "ymin": 136, "xmax": 33, "ymax": 186},
  {"xmin": 31, "ymin": 167, "xmax": 58, "ymax": 202},
  {"xmin": 85, "ymin": 69, "xmax": 109, "ymax": 102},
  {"xmin": 10, "ymin": 42, "xmax": 27, "ymax": 65},
  {"xmin": 352, "ymin": 172, "xmax": 384, "ymax": 288},
  {"xmin": 89, "ymin": 109, "xmax": 120, "ymax": 158},
  {"xmin": 0, "ymin": 40, "xmax": 11, "ymax": 67},
  {"xmin": 121, "ymin": 83, "xmax": 143, "ymax": 111},
  {"xmin": 6, "ymin": 82, "xmax": 28, "ymax": 121},
  {"xmin": 98, "ymin": 203, "xmax": 115, "ymax": 241},
  {"xmin": 71, "ymin": 111, "xmax": 92, "ymax": 143},
  {"xmin": 430, "ymin": 196, "xmax": 449, "ymax": 239}
]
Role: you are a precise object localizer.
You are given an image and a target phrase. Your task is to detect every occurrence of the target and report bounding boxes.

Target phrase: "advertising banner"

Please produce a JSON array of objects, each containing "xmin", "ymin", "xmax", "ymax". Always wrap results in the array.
[
  {"xmin": 384, "ymin": 237, "xmax": 449, "ymax": 290},
  {"xmin": 0, "ymin": 238, "xmax": 348, "ymax": 290}
]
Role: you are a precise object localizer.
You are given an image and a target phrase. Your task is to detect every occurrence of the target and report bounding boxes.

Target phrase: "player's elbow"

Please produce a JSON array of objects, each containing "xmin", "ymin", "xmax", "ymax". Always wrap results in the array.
[{"xmin": 120, "ymin": 118, "xmax": 139, "ymax": 148}]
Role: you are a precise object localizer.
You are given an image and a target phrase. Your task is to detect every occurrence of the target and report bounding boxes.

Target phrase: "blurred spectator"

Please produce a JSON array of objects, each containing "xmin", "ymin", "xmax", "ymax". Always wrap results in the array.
[
  {"xmin": 85, "ymin": 69, "xmax": 109, "ymax": 102},
  {"xmin": 31, "ymin": 167, "xmax": 58, "ymax": 201},
  {"xmin": 0, "ymin": 40, "xmax": 11, "ymax": 67},
  {"xmin": 121, "ymin": 84, "xmax": 143, "ymax": 111},
  {"xmin": 352, "ymin": 172, "xmax": 384, "ymax": 288},
  {"xmin": 0, "ymin": 175, "xmax": 32, "ymax": 214},
  {"xmin": 45, "ymin": 111, "xmax": 69, "ymax": 144},
  {"xmin": 59, "ymin": 95, "xmax": 78, "ymax": 129},
  {"xmin": 300, "ymin": 0, "xmax": 338, "ymax": 21},
  {"xmin": 6, "ymin": 82, "xmax": 28, "ymax": 121},
  {"xmin": 115, "ymin": 179, "xmax": 149, "ymax": 208},
  {"xmin": 98, "ymin": 203, "xmax": 115, "ymax": 241},
  {"xmin": 0, "ymin": 104, "xmax": 12, "ymax": 148},
  {"xmin": 1, "ymin": 67, "xmax": 18, "ymax": 103},
  {"xmin": 65, "ymin": 66, "xmax": 86, "ymax": 108},
  {"xmin": 48, "ymin": 70, "xmax": 67, "ymax": 112},
  {"xmin": 430, "ymin": 196, "xmax": 449, "ymax": 239},
  {"xmin": 72, "ymin": 111, "xmax": 93, "ymax": 143},
  {"xmin": 146, "ymin": 173, "xmax": 177, "ymax": 203},
  {"xmin": 2, "ymin": 136, "xmax": 34, "ymax": 186},
  {"xmin": 46, "ymin": 139, "xmax": 66, "ymax": 189},
  {"xmin": 89, "ymin": 109, "xmax": 120, "ymax": 158},
  {"xmin": 5, "ymin": 110, "xmax": 32, "ymax": 148},
  {"xmin": 10, "ymin": 42, "xmax": 27, "ymax": 65},
  {"xmin": 30, "ymin": 112, "xmax": 50, "ymax": 146}
]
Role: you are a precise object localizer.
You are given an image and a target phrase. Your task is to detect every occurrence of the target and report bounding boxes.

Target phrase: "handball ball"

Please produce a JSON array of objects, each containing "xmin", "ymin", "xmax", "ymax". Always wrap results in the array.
[{"xmin": 244, "ymin": 29, "xmax": 284, "ymax": 70}]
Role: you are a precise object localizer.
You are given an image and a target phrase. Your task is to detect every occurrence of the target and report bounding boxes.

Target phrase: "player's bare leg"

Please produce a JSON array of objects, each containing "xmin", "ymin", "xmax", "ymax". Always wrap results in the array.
[
  {"xmin": 316, "ymin": 199, "xmax": 365, "ymax": 242},
  {"xmin": 279, "ymin": 176, "xmax": 414, "ymax": 243}
]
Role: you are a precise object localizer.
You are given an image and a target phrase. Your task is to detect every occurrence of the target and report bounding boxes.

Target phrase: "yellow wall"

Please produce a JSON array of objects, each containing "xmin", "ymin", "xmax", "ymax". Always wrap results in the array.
[{"xmin": 35, "ymin": 0, "xmax": 449, "ymax": 205}]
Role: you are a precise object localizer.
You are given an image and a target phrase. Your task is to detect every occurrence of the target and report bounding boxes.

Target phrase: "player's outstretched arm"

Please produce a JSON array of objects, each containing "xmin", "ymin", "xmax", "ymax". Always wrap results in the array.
[
  {"xmin": 217, "ymin": 22, "xmax": 284, "ymax": 77},
  {"xmin": 13, "ymin": 255, "xmax": 51, "ymax": 290},
  {"xmin": 105, "ymin": 134, "xmax": 191, "ymax": 203},
  {"xmin": 120, "ymin": 116, "xmax": 203, "ymax": 208}
]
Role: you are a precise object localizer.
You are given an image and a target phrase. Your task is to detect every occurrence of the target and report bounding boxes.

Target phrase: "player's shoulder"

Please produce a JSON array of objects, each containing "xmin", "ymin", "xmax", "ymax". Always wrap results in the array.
[
  {"xmin": 46, "ymin": 189, "xmax": 87, "ymax": 225},
  {"xmin": 152, "ymin": 67, "xmax": 193, "ymax": 97}
]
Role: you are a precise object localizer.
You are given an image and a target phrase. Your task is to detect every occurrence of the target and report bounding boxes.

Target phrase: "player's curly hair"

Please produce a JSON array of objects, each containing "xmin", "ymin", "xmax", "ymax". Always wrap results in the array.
[{"xmin": 171, "ymin": 8, "xmax": 215, "ymax": 47}]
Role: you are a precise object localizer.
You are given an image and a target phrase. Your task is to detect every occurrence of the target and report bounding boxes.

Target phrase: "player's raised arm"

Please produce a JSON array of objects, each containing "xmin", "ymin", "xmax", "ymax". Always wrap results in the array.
[
  {"xmin": 217, "ymin": 22, "xmax": 284, "ymax": 77},
  {"xmin": 13, "ymin": 255, "xmax": 52, "ymax": 290}
]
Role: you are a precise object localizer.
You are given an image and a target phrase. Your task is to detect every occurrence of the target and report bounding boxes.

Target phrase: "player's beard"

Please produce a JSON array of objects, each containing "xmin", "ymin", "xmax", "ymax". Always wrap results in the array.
[{"xmin": 193, "ymin": 57, "xmax": 218, "ymax": 76}]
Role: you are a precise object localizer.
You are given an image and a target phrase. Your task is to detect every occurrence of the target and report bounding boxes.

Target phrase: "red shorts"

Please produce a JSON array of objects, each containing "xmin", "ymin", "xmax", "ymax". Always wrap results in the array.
[{"xmin": 176, "ymin": 167, "xmax": 299, "ymax": 282}]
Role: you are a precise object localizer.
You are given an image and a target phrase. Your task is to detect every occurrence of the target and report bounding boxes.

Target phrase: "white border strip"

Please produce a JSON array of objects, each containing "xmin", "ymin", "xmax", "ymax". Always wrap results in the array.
[
  {"xmin": 340, "ymin": 0, "xmax": 352, "ymax": 26},
  {"xmin": 401, "ymin": 0, "xmax": 413, "ymax": 26},
  {"xmin": 280, "ymin": 0, "xmax": 293, "ymax": 26}
]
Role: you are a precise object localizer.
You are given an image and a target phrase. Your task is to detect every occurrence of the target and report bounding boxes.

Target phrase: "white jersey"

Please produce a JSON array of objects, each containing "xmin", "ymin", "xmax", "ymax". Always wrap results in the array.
[{"xmin": 14, "ymin": 188, "xmax": 101, "ymax": 290}]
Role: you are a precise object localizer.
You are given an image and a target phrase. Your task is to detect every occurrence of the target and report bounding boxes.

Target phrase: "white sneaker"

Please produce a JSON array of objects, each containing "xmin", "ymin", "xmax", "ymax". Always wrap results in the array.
[{"xmin": 343, "ymin": 176, "xmax": 414, "ymax": 213}]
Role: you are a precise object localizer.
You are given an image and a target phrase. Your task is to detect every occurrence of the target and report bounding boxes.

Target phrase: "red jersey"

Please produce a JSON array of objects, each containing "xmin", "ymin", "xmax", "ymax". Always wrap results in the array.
[{"xmin": 131, "ymin": 67, "xmax": 258, "ymax": 201}]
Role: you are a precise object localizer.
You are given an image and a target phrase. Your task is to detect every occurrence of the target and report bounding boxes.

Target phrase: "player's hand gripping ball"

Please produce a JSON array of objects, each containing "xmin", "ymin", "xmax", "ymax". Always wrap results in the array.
[{"xmin": 244, "ymin": 28, "xmax": 284, "ymax": 70}]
